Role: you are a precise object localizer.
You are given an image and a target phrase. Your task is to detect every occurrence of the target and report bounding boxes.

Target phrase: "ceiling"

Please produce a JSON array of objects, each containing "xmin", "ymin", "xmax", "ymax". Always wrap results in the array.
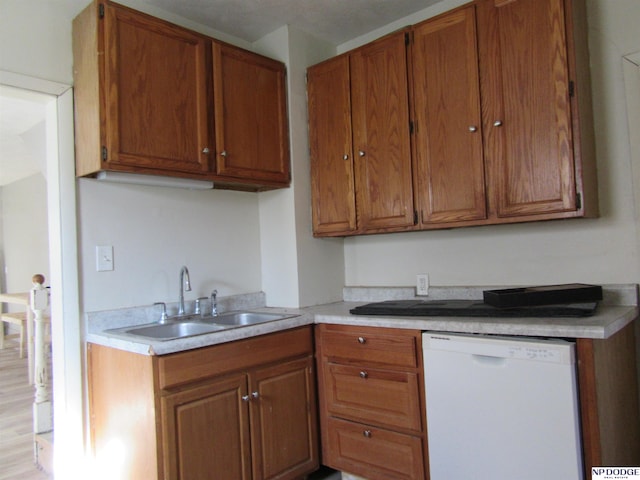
[
  {"xmin": 145, "ymin": 0, "xmax": 438, "ymax": 44},
  {"xmin": 0, "ymin": 86, "xmax": 51, "ymax": 187},
  {"xmin": 2, "ymin": 0, "xmax": 439, "ymax": 187}
]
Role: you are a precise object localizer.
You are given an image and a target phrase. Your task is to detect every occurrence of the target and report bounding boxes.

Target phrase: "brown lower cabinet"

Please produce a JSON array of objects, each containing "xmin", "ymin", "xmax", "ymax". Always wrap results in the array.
[
  {"xmin": 315, "ymin": 324, "xmax": 428, "ymax": 480},
  {"xmin": 87, "ymin": 326, "xmax": 318, "ymax": 480},
  {"xmin": 315, "ymin": 322, "xmax": 640, "ymax": 480},
  {"xmin": 88, "ymin": 321, "xmax": 638, "ymax": 480}
]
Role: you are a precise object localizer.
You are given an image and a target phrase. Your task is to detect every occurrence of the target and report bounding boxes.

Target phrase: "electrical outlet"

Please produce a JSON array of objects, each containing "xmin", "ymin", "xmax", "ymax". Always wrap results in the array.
[{"xmin": 417, "ymin": 274, "xmax": 429, "ymax": 296}]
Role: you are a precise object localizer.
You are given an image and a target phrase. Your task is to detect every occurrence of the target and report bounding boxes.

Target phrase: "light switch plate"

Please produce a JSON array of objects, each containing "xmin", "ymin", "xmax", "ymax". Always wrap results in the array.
[{"xmin": 96, "ymin": 245, "xmax": 114, "ymax": 272}]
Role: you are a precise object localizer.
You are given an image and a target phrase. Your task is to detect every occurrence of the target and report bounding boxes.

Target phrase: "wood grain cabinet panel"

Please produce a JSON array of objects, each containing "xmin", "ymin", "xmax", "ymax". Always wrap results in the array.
[
  {"xmin": 351, "ymin": 32, "xmax": 416, "ymax": 232},
  {"xmin": 74, "ymin": 1, "xmax": 212, "ymax": 176},
  {"xmin": 308, "ymin": 55, "xmax": 357, "ymax": 235},
  {"xmin": 315, "ymin": 324, "xmax": 428, "ymax": 479},
  {"xmin": 319, "ymin": 324, "xmax": 419, "ymax": 368},
  {"xmin": 88, "ymin": 327, "xmax": 318, "ymax": 480},
  {"xmin": 307, "ymin": 31, "xmax": 416, "ymax": 236},
  {"xmin": 477, "ymin": 0, "xmax": 581, "ymax": 218},
  {"xmin": 249, "ymin": 357, "xmax": 319, "ymax": 480},
  {"xmin": 411, "ymin": 5, "xmax": 487, "ymax": 224},
  {"xmin": 324, "ymin": 364, "xmax": 422, "ymax": 432},
  {"xmin": 307, "ymin": 0, "xmax": 596, "ymax": 235},
  {"xmin": 161, "ymin": 374, "xmax": 252, "ymax": 480},
  {"xmin": 213, "ymin": 42, "xmax": 290, "ymax": 187},
  {"xmin": 326, "ymin": 417, "xmax": 425, "ymax": 480},
  {"xmin": 73, "ymin": 0, "xmax": 290, "ymax": 191}
]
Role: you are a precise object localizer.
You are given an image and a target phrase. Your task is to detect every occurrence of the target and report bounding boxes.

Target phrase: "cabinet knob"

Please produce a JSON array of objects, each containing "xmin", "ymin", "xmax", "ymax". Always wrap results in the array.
[
  {"xmin": 468, "ymin": 126, "xmax": 478, "ymax": 132},
  {"xmin": 359, "ymin": 371, "xmax": 368, "ymax": 379},
  {"xmin": 251, "ymin": 391, "xmax": 259, "ymax": 399},
  {"xmin": 220, "ymin": 150, "xmax": 228, "ymax": 157},
  {"xmin": 343, "ymin": 154, "xmax": 349, "ymax": 160},
  {"xmin": 358, "ymin": 150, "xmax": 366, "ymax": 157},
  {"xmin": 357, "ymin": 336, "xmax": 366, "ymax": 344},
  {"xmin": 493, "ymin": 120, "xmax": 503, "ymax": 127},
  {"xmin": 363, "ymin": 430, "xmax": 372, "ymax": 438},
  {"xmin": 202, "ymin": 147, "xmax": 210, "ymax": 154},
  {"xmin": 241, "ymin": 394, "xmax": 250, "ymax": 402}
]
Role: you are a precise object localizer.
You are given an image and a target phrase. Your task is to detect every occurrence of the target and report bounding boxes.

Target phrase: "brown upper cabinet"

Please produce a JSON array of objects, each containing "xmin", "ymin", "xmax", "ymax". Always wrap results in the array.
[
  {"xmin": 308, "ymin": 0, "xmax": 597, "ymax": 236},
  {"xmin": 73, "ymin": 0, "xmax": 290, "ymax": 191},
  {"xmin": 308, "ymin": 55, "xmax": 357, "ymax": 235},
  {"xmin": 411, "ymin": 5, "xmax": 487, "ymax": 225},
  {"xmin": 212, "ymin": 43, "xmax": 290, "ymax": 187},
  {"xmin": 308, "ymin": 31, "xmax": 416, "ymax": 236},
  {"xmin": 475, "ymin": 0, "xmax": 592, "ymax": 220}
]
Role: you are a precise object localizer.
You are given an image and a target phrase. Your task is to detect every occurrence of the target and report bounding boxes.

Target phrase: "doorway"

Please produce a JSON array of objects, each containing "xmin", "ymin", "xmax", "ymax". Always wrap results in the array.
[{"xmin": 0, "ymin": 71, "xmax": 82, "ymax": 479}]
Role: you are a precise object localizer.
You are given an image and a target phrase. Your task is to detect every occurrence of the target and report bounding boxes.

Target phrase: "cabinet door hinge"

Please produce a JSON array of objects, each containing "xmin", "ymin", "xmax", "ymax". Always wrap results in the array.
[
  {"xmin": 101, "ymin": 146, "xmax": 108, "ymax": 161},
  {"xmin": 576, "ymin": 192, "xmax": 582, "ymax": 209},
  {"xmin": 413, "ymin": 210, "xmax": 419, "ymax": 225},
  {"xmin": 409, "ymin": 121, "xmax": 415, "ymax": 135},
  {"xmin": 99, "ymin": 3, "xmax": 105, "ymax": 18},
  {"xmin": 568, "ymin": 80, "xmax": 575, "ymax": 98},
  {"xmin": 405, "ymin": 32, "xmax": 410, "ymax": 46}
]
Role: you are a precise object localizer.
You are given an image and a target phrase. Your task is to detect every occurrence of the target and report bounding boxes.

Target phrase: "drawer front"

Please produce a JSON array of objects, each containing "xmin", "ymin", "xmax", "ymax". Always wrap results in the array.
[
  {"xmin": 325, "ymin": 363, "xmax": 422, "ymax": 432},
  {"xmin": 325, "ymin": 417, "xmax": 425, "ymax": 480},
  {"xmin": 318, "ymin": 324, "xmax": 420, "ymax": 368},
  {"xmin": 158, "ymin": 326, "xmax": 313, "ymax": 390}
]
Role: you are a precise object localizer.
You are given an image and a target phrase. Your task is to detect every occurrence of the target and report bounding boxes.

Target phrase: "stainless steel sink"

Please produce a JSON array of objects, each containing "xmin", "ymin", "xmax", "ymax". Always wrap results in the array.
[
  {"xmin": 124, "ymin": 321, "xmax": 226, "ymax": 340},
  {"xmin": 207, "ymin": 311, "xmax": 295, "ymax": 327},
  {"xmin": 107, "ymin": 311, "xmax": 299, "ymax": 341}
]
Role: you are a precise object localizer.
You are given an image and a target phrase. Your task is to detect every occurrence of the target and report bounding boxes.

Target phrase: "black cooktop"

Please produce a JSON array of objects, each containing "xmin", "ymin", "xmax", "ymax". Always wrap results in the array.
[{"xmin": 349, "ymin": 299, "xmax": 598, "ymax": 318}]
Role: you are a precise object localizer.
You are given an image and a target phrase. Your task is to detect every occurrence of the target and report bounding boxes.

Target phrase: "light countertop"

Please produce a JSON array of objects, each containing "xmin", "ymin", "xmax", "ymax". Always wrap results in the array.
[{"xmin": 85, "ymin": 284, "xmax": 639, "ymax": 356}]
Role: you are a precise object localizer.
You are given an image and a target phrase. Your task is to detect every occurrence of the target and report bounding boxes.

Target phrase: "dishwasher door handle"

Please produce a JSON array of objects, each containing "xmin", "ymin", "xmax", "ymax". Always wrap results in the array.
[{"xmin": 471, "ymin": 354, "xmax": 507, "ymax": 366}]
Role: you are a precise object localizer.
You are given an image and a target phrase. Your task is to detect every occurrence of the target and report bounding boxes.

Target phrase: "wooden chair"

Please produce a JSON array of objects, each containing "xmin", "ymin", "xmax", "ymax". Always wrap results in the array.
[
  {"xmin": 1, "ymin": 310, "xmax": 51, "ymax": 359},
  {"xmin": 0, "ymin": 311, "xmax": 28, "ymax": 357}
]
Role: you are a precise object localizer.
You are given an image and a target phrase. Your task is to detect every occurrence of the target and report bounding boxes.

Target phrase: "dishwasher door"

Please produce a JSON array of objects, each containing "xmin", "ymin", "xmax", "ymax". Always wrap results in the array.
[{"xmin": 422, "ymin": 332, "xmax": 583, "ymax": 480}]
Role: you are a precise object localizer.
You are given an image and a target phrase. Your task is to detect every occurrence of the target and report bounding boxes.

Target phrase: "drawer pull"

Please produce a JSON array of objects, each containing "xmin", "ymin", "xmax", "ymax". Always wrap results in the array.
[
  {"xmin": 359, "ymin": 371, "xmax": 368, "ymax": 379},
  {"xmin": 363, "ymin": 430, "xmax": 372, "ymax": 438},
  {"xmin": 357, "ymin": 336, "xmax": 366, "ymax": 344}
]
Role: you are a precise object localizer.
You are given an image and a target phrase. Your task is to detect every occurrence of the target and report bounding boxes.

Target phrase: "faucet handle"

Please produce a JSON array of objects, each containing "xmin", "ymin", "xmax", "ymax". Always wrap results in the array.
[
  {"xmin": 210, "ymin": 289, "xmax": 218, "ymax": 316},
  {"xmin": 195, "ymin": 297, "xmax": 207, "ymax": 315},
  {"xmin": 153, "ymin": 302, "xmax": 168, "ymax": 323}
]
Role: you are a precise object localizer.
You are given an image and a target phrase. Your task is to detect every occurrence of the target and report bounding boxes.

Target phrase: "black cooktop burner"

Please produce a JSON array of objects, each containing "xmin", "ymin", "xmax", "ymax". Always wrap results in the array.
[{"xmin": 349, "ymin": 299, "xmax": 598, "ymax": 318}]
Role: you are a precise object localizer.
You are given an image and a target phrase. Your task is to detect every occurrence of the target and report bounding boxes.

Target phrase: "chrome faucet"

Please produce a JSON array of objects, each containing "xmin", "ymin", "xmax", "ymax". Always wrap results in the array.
[
  {"xmin": 154, "ymin": 302, "xmax": 168, "ymax": 324},
  {"xmin": 178, "ymin": 266, "xmax": 192, "ymax": 316}
]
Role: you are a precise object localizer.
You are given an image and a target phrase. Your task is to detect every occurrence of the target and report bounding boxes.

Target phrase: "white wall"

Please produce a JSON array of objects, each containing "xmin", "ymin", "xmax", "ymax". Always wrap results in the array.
[
  {"xmin": 338, "ymin": 0, "xmax": 640, "ymax": 288},
  {"xmin": 0, "ymin": 174, "xmax": 50, "ymax": 296},
  {"xmin": 253, "ymin": 26, "xmax": 346, "ymax": 308},
  {"xmin": 77, "ymin": 180, "xmax": 263, "ymax": 312}
]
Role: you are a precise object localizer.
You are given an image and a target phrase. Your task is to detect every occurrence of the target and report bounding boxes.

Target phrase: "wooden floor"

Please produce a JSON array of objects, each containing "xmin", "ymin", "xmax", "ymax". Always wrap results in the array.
[{"xmin": 0, "ymin": 343, "xmax": 51, "ymax": 480}]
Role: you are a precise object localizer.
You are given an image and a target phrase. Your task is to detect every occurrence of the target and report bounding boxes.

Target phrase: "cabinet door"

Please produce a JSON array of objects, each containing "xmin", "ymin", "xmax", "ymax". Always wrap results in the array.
[
  {"xmin": 478, "ymin": 0, "xmax": 577, "ymax": 217},
  {"xmin": 412, "ymin": 6, "xmax": 487, "ymax": 224},
  {"xmin": 308, "ymin": 55, "xmax": 357, "ymax": 235},
  {"xmin": 161, "ymin": 374, "xmax": 251, "ymax": 480},
  {"xmin": 213, "ymin": 42, "xmax": 290, "ymax": 185},
  {"xmin": 351, "ymin": 32, "xmax": 416, "ymax": 232},
  {"xmin": 249, "ymin": 357, "xmax": 319, "ymax": 480},
  {"xmin": 102, "ymin": 3, "xmax": 212, "ymax": 173}
]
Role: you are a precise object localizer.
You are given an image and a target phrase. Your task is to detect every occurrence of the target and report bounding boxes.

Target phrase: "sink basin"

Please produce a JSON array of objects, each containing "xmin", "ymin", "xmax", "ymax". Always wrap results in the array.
[
  {"xmin": 207, "ymin": 311, "xmax": 297, "ymax": 327},
  {"xmin": 125, "ymin": 321, "xmax": 225, "ymax": 340},
  {"xmin": 106, "ymin": 311, "xmax": 298, "ymax": 341}
]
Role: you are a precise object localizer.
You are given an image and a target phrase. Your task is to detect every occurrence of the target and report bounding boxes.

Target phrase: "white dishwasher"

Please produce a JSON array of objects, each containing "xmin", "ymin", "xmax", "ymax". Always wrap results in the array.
[{"xmin": 422, "ymin": 332, "xmax": 583, "ymax": 480}]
